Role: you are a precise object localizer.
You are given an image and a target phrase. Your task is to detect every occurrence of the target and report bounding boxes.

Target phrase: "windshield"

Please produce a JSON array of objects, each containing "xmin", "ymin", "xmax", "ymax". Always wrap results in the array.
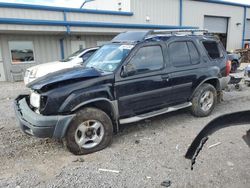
[
  {"xmin": 85, "ymin": 43, "xmax": 134, "ymax": 72},
  {"xmin": 61, "ymin": 49, "xmax": 84, "ymax": 62}
]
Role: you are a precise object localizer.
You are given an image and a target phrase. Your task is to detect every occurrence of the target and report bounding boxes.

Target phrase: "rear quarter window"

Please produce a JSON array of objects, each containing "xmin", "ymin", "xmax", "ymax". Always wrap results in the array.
[{"xmin": 202, "ymin": 41, "xmax": 223, "ymax": 59}]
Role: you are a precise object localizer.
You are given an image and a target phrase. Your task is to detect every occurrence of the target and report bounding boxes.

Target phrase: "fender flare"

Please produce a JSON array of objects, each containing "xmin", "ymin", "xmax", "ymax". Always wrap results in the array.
[
  {"xmin": 71, "ymin": 98, "xmax": 119, "ymax": 132},
  {"xmin": 189, "ymin": 77, "xmax": 220, "ymax": 100},
  {"xmin": 185, "ymin": 110, "xmax": 250, "ymax": 170}
]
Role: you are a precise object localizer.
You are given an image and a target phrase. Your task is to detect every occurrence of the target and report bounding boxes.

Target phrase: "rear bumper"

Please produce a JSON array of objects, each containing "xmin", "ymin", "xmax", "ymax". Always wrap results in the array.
[{"xmin": 14, "ymin": 95, "xmax": 75, "ymax": 138}]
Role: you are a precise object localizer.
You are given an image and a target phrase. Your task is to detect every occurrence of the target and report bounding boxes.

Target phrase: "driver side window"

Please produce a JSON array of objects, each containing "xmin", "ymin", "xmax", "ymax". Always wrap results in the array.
[{"xmin": 127, "ymin": 45, "xmax": 164, "ymax": 75}]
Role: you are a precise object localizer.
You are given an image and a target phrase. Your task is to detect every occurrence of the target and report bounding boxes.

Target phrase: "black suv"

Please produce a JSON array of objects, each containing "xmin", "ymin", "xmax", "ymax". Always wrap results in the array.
[{"xmin": 15, "ymin": 30, "xmax": 231, "ymax": 154}]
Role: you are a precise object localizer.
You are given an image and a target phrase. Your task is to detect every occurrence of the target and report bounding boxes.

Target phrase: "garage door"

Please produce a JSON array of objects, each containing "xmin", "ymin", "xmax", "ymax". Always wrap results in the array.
[
  {"xmin": 204, "ymin": 16, "xmax": 228, "ymax": 33},
  {"xmin": 245, "ymin": 20, "xmax": 250, "ymax": 40}
]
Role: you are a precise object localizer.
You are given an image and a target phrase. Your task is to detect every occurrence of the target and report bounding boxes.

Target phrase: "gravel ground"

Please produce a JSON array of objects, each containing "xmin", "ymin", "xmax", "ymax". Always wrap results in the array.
[{"xmin": 0, "ymin": 79, "xmax": 250, "ymax": 188}]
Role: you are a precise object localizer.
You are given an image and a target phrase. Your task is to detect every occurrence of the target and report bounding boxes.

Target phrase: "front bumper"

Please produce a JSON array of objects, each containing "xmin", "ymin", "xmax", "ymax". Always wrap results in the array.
[{"xmin": 14, "ymin": 95, "xmax": 75, "ymax": 138}]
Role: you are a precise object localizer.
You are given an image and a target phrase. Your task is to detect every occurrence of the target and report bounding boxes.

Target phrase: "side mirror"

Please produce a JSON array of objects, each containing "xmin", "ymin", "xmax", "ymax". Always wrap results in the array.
[
  {"xmin": 121, "ymin": 64, "xmax": 136, "ymax": 77},
  {"xmin": 121, "ymin": 65, "xmax": 128, "ymax": 77}
]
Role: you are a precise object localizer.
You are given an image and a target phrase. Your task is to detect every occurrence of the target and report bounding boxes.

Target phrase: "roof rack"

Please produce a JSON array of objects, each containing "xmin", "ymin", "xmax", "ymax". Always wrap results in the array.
[{"xmin": 145, "ymin": 29, "xmax": 208, "ymax": 39}]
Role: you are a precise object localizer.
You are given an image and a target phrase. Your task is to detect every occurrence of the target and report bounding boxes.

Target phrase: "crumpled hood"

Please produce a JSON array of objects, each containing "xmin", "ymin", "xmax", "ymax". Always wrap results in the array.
[{"xmin": 27, "ymin": 67, "xmax": 101, "ymax": 91}]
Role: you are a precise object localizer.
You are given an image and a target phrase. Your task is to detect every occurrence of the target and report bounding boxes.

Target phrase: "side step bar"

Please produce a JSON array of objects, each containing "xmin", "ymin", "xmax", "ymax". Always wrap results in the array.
[{"xmin": 119, "ymin": 102, "xmax": 192, "ymax": 124}]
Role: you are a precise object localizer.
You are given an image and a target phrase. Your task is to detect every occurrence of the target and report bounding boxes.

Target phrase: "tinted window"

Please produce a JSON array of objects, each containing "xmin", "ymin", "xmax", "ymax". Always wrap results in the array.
[
  {"xmin": 202, "ymin": 41, "xmax": 223, "ymax": 59},
  {"xmin": 81, "ymin": 50, "xmax": 96, "ymax": 62},
  {"xmin": 187, "ymin": 42, "xmax": 200, "ymax": 64},
  {"xmin": 169, "ymin": 42, "xmax": 191, "ymax": 67},
  {"xmin": 128, "ymin": 46, "xmax": 164, "ymax": 75}
]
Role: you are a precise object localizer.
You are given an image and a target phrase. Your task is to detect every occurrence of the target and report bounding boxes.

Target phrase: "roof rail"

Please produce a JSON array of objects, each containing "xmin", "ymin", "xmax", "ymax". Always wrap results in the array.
[{"xmin": 145, "ymin": 29, "xmax": 208, "ymax": 39}]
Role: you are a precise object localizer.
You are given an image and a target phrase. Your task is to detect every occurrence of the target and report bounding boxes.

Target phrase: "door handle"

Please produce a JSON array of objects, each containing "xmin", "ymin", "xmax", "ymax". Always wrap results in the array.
[{"xmin": 162, "ymin": 75, "xmax": 170, "ymax": 82}]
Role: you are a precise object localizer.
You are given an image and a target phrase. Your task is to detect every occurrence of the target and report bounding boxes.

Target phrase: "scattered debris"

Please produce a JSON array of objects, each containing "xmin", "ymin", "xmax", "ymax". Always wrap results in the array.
[
  {"xmin": 73, "ymin": 158, "xmax": 85, "ymax": 163},
  {"xmin": 228, "ymin": 75, "xmax": 243, "ymax": 91},
  {"xmin": 235, "ymin": 48, "xmax": 250, "ymax": 63},
  {"xmin": 227, "ymin": 161, "xmax": 234, "ymax": 167},
  {"xmin": 161, "ymin": 180, "xmax": 171, "ymax": 187},
  {"xmin": 185, "ymin": 110, "xmax": 250, "ymax": 170},
  {"xmin": 135, "ymin": 140, "xmax": 140, "ymax": 144},
  {"xmin": 0, "ymin": 127, "xmax": 4, "ymax": 131},
  {"xmin": 6, "ymin": 97, "xmax": 10, "ymax": 100},
  {"xmin": 98, "ymin": 168, "xmax": 120, "ymax": 174},
  {"xmin": 175, "ymin": 144, "xmax": 179, "ymax": 150},
  {"xmin": 208, "ymin": 142, "xmax": 221, "ymax": 149}
]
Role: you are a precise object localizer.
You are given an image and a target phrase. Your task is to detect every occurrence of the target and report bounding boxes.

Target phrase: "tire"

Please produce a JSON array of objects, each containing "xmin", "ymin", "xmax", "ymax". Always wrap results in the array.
[
  {"xmin": 65, "ymin": 107, "xmax": 113, "ymax": 155},
  {"xmin": 191, "ymin": 83, "xmax": 217, "ymax": 117}
]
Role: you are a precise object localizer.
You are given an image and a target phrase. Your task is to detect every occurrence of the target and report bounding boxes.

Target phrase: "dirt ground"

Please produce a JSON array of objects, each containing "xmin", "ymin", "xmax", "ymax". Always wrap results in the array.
[{"xmin": 0, "ymin": 78, "xmax": 250, "ymax": 187}]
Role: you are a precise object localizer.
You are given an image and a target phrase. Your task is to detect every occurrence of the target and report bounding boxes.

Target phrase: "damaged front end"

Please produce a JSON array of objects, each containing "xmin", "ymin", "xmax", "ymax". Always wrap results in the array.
[{"xmin": 185, "ymin": 111, "xmax": 250, "ymax": 170}]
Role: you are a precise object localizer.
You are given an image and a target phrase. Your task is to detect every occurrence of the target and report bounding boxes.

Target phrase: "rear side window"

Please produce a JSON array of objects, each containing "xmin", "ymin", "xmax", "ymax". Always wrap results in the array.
[
  {"xmin": 169, "ymin": 42, "xmax": 191, "ymax": 67},
  {"xmin": 187, "ymin": 42, "xmax": 199, "ymax": 64},
  {"xmin": 202, "ymin": 41, "xmax": 223, "ymax": 59}
]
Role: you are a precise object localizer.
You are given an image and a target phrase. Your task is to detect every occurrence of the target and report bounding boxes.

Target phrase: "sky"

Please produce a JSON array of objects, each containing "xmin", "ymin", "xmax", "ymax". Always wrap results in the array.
[{"xmin": 0, "ymin": 0, "xmax": 249, "ymax": 8}]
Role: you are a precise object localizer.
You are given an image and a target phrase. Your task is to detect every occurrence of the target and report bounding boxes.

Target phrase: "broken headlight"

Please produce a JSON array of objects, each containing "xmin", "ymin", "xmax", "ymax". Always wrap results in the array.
[{"xmin": 29, "ymin": 68, "xmax": 38, "ymax": 78}]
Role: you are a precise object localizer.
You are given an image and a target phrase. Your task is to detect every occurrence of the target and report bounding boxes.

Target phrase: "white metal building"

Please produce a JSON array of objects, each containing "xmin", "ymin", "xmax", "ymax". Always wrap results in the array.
[{"xmin": 0, "ymin": 0, "xmax": 250, "ymax": 82}]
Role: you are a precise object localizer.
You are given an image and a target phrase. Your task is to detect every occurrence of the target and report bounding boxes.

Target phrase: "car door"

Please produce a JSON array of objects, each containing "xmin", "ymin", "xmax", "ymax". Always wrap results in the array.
[
  {"xmin": 167, "ymin": 40, "xmax": 202, "ymax": 104},
  {"xmin": 115, "ymin": 42, "xmax": 172, "ymax": 118}
]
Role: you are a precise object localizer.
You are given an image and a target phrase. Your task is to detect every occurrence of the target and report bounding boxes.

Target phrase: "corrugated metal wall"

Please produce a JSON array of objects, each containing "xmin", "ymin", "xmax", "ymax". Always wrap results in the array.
[
  {"xmin": 63, "ymin": 35, "xmax": 114, "ymax": 56},
  {"xmin": 0, "ymin": 0, "xmax": 180, "ymax": 34},
  {"xmin": 246, "ymin": 8, "xmax": 250, "ymax": 19},
  {"xmin": 67, "ymin": 0, "xmax": 179, "ymax": 25},
  {"xmin": 0, "ymin": 34, "xmax": 115, "ymax": 81},
  {"xmin": 245, "ymin": 8, "xmax": 250, "ymax": 40},
  {"xmin": 183, "ymin": 0, "xmax": 244, "ymax": 51},
  {"xmin": 0, "ymin": 7, "xmax": 63, "ymax": 20}
]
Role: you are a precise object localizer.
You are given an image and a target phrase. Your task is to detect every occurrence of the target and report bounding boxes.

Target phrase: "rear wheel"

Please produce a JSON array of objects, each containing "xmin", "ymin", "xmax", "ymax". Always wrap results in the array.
[
  {"xmin": 191, "ymin": 83, "xmax": 217, "ymax": 117},
  {"xmin": 65, "ymin": 107, "xmax": 113, "ymax": 155}
]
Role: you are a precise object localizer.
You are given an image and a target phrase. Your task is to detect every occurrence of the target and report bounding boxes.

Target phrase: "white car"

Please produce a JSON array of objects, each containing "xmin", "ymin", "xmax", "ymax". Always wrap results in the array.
[{"xmin": 24, "ymin": 47, "xmax": 98, "ymax": 85}]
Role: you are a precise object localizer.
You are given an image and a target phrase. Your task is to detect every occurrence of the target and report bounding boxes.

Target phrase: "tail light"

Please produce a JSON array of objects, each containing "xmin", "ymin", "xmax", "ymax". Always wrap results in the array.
[{"xmin": 226, "ymin": 60, "xmax": 231, "ymax": 76}]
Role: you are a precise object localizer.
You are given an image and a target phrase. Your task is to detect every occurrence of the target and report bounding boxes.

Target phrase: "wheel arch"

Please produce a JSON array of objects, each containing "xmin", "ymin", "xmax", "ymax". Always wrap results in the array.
[
  {"xmin": 71, "ymin": 98, "xmax": 119, "ymax": 132},
  {"xmin": 190, "ymin": 77, "xmax": 220, "ymax": 100}
]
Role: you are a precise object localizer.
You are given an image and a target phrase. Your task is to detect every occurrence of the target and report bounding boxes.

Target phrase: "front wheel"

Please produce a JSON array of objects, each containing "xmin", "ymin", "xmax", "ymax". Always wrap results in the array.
[
  {"xmin": 191, "ymin": 83, "xmax": 217, "ymax": 117},
  {"xmin": 65, "ymin": 107, "xmax": 113, "ymax": 155}
]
